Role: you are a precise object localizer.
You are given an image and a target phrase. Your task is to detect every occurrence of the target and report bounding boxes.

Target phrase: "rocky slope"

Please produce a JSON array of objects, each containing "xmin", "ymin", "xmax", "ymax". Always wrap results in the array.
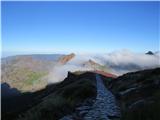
[
  {"xmin": 2, "ymin": 68, "xmax": 160, "ymax": 120},
  {"xmin": 2, "ymin": 72, "xmax": 97, "ymax": 120},
  {"xmin": 82, "ymin": 59, "xmax": 110, "ymax": 72},
  {"xmin": 1, "ymin": 52, "xmax": 160, "ymax": 120},
  {"xmin": 107, "ymin": 68, "xmax": 160, "ymax": 120}
]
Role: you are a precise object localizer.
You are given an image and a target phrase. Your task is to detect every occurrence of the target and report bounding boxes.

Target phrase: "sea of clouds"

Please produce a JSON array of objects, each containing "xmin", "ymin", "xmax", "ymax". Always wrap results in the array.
[{"xmin": 47, "ymin": 50, "xmax": 160, "ymax": 83}]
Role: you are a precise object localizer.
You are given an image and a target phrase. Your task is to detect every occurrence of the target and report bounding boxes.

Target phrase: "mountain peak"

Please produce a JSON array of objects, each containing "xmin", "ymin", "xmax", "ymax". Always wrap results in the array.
[
  {"xmin": 88, "ymin": 59, "xmax": 97, "ymax": 65},
  {"xmin": 82, "ymin": 59, "xmax": 101, "ymax": 67},
  {"xmin": 146, "ymin": 51, "xmax": 154, "ymax": 55},
  {"xmin": 58, "ymin": 53, "xmax": 75, "ymax": 64}
]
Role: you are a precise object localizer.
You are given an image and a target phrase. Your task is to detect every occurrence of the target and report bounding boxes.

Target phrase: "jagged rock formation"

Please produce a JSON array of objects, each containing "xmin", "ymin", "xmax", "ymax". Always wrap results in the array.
[
  {"xmin": 82, "ymin": 59, "xmax": 110, "ymax": 73},
  {"xmin": 146, "ymin": 51, "xmax": 154, "ymax": 55},
  {"xmin": 82, "ymin": 59, "xmax": 101, "ymax": 68},
  {"xmin": 58, "ymin": 53, "xmax": 75, "ymax": 64},
  {"xmin": 82, "ymin": 59, "xmax": 101, "ymax": 69}
]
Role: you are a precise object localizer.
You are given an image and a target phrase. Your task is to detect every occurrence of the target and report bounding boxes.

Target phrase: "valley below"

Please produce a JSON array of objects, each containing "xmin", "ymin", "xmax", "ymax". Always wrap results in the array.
[
  {"xmin": 1, "ymin": 52, "xmax": 160, "ymax": 120},
  {"xmin": 2, "ymin": 1, "xmax": 159, "ymax": 120}
]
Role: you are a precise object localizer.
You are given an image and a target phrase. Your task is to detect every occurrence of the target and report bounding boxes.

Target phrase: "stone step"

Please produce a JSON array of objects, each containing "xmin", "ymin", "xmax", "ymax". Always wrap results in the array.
[
  {"xmin": 76, "ymin": 106, "xmax": 91, "ymax": 111},
  {"xmin": 59, "ymin": 116, "xmax": 73, "ymax": 120},
  {"xmin": 79, "ymin": 110, "xmax": 89, "ymax": 116}
]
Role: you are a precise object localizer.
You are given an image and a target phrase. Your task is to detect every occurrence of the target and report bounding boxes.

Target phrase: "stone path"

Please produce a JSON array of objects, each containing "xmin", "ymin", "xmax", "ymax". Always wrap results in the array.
[
  {"xmin": 84, "ymin": 74, "xmax": 120, "ymax": 120},
  {"xmin": 60, "ymin": 74, "xmax": 121, "ymax": 120}
]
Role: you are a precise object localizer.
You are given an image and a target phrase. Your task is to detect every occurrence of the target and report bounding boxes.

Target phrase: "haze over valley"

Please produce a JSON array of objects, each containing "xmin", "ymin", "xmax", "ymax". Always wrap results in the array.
[{"xmin": 2, "ymin": 50, "xmax": 159, "ymax": 92}]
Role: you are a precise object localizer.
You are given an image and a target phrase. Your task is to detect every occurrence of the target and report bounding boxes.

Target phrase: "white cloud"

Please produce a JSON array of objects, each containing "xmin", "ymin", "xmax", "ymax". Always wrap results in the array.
[
  {"xmin": 47, "ymin": 64, "xmax": 93, "ymax": 83},
  {"xmin": 47, "ymin": 50, "xmax": 160, "ymax": 83}
]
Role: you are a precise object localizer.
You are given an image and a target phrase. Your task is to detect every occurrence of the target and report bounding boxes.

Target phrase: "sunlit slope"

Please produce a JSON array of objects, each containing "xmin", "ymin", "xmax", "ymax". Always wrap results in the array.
[{"xmin": 1, "ymin": 54, "xmax": 63, "ymax": 91}]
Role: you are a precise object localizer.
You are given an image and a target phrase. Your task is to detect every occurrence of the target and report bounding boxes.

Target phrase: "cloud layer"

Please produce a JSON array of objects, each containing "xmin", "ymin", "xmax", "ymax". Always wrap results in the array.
[{"xmin": 47, "ymin": 50, "xmax": 160, "ymax": 83}]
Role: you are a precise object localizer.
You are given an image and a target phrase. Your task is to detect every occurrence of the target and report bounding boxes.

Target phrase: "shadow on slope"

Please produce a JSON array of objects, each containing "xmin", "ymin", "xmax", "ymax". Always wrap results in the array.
[
  {"xmin": 106, "ymin": 68, "xmax": 160, "ymax": 120},
  {"xmin": 1, "ymin": 82, "xmax": 58, "ymax": 120},
  {"xmin": 1, "ymin": 83, "xmax": 21, "ymax": 98},
  {"xmin": 2, "ymin": 72, "xmax": 97, "ymax": 120}
]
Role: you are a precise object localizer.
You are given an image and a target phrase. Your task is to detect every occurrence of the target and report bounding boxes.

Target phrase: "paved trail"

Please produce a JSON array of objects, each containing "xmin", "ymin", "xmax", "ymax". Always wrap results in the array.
[
  {"xmin": 60, "ymin": 74, "xmax": 120, "ymax": 120},
  {"xmin": 84, "ymin": 74, "xmax": 120, "ymax": 120}
]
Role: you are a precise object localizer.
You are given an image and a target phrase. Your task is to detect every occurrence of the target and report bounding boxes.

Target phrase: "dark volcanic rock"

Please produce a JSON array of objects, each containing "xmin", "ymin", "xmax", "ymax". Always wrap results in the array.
[
  {"xmin": 146, "ymin": 51, "xmax": 154, "ymax": 55},
  {"xmin": 109, "ymin": 68, "xmax": 160, "ymax": 120}
]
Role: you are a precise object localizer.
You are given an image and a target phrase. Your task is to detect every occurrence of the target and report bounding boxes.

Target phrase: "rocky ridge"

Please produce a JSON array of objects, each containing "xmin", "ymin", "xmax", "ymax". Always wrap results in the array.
[{"xmin": 60, "ymin": 74, "xmax": 120, "ymax": 120}]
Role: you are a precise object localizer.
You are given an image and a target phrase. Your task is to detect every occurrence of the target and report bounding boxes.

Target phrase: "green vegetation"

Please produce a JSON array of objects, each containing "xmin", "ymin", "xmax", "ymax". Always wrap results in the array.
[
  {"xmin": 72, "ymin": 71, "xmax": 86, "ymax": 75},
  {"xmin": 18, "ymin": 73, "xmax": 96, "ymax": 120},
  {"xmin": 59, "ymin": 78, "xmax": 96, "ymax": 106},
  {"xmin": 4, "ymin": 67, "xmax": 48, "ymax": 92},
  {"xmin": 24, "ymin": 72, "xmax": 46, "ymax": 86},
  {"xmin": 18, "ymin": 95, "xmax": 70, "ymax": 120},
  {"xmin": 15, "ymin": 69, "xmax": 48, "ymax": 92},
  {"xmin": 98, "ymin": 65, "xmax": 109, "ymax": 72},
  {"xmin": 1, "ymin": 56, "xmax": 52, "ymax": 92}
]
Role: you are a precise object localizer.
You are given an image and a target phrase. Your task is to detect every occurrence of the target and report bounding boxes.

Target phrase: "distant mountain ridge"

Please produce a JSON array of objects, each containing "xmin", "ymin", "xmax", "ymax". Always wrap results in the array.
[
  {"xmin": 1, "ymin": 54, "xmax": 64, "ymax": 92},
  {"xmin": 1, "ymin": 51, "xmax": 159, "ymax": 92},
  {"xmin": 146, "ymin": 51, "xmax": 154, "ymax": 55},
  {"xmin": 1, "ymin": 54, "xmax": 64, "ymax": 62}
]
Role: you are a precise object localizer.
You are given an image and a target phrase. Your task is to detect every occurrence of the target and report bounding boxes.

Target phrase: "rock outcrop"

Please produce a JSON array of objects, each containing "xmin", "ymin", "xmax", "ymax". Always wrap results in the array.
[
  {"xmin": 58, "ymin": 53, "xmax": 75, "ymax": 65},
  {"xmin": 109, "ymin": 68, "xmax": 160, "ymax": 120},
  {"xmin": 146, "ymin": 51, "xmax": 154, "ymax": 55}
]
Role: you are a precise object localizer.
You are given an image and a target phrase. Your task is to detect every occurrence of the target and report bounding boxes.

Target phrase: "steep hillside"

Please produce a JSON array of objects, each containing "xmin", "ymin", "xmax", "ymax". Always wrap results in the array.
[
  {"xmin": 2, "ymin": 68, "xmax": 160, "ymax": 120},
  {"xmin": 1, "ymin": 52, "xmax": 160, "ymax": 120},
  {"xmin": 1, "ymin": 54, "xmax": 63, "ymax": 92},
  {"xmin": 2, "ymin": 51, "xmax": 158, "ymax": 91},
  {"xmin": 2, "ymin": 72, "xmax": 97, "ymax": 120},
  {"xmin": 105, "ymin": 68, "xmax": 160, "ymax": 120}
]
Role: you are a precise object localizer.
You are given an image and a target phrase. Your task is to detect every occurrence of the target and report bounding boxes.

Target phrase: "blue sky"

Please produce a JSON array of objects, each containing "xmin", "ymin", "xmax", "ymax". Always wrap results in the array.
[{"xmin": 2, "ymin": 1, "xmax": 160, "ymax": 56}]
